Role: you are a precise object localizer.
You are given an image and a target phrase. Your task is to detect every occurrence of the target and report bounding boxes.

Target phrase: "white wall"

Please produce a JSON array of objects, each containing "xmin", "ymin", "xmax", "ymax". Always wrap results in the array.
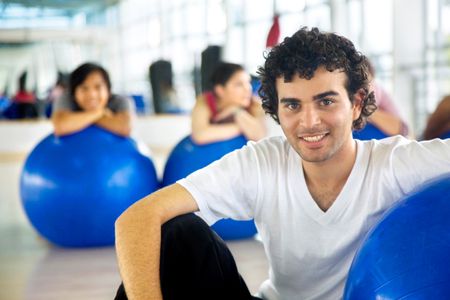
[{"xmin": 0, "ymin": 114, "xmax": 283, "ymax": 175}]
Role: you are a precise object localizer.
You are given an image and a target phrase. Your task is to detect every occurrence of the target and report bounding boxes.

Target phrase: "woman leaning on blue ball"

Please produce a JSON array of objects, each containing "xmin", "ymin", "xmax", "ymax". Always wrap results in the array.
[{"xmin": 51, "ymin": 62, "xmax": 133, "ymax": 137}]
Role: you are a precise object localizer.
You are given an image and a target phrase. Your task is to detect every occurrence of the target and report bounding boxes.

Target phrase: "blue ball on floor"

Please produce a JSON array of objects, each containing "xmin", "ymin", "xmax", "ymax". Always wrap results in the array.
[
  {"xmin": 162, "ymin": 135, "xmax": 257, "ymax": 240},
  {"xmin": 20, "ymin": 126, "xmax": 159, "ymax": 247},
  {"xmin": 344, "ymin": 175, "xmax": 450, "ymax": 299}
]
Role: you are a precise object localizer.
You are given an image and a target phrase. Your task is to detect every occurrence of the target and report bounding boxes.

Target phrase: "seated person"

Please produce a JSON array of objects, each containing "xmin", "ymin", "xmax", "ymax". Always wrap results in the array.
[
  {"xmin": 52, "ymin": 62, "xmax": 133, "ymax": 137},
  {"xmin": 191, "ymin": 62, "xmax": 266, "ymax": 144},
  {"xmin": 5, "ymin": 71, "xmax": 38, "ymax": 119},
  {"xmin": 367, "ymin": 61, "xmax": 409, "ymax": 136},
  {"xmin": 45, "ymin": 71, "xmax": 69, "ymax": 118},
  {"xmin": 423, "ymin": 95, "xmax": 450, "ymax": 140}
]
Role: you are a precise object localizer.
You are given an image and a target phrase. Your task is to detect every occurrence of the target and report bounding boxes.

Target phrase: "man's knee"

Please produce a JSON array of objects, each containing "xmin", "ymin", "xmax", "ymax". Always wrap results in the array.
[{"xmin": 162, "ymin": 213, "xmax": 214, "ymax": 243}]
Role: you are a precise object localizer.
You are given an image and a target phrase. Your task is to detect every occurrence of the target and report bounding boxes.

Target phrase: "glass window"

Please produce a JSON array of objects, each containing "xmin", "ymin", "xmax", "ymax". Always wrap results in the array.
[
  {"xmin": 224, "ymin": 26, "xmax": 244, "ymax": 63},
  {"xmin": 244, "ymin": 0, "xmax": 273, "ymax": 22},
  {"xmin": 207, "ymin": 0, "xmax": 227, "ymax": 35},
  {"xmin": 245, "ymin": 20, "xmax": 272, "ymax": 72},
  {"xmin": 186, "ymin": 2, "xmax": 205, "ymax": 35},
  {"xmin": 276, "ymin": 0, "xmax": 306, "ymax": 13},
  {"xmin": 363, "ymin": 0, "xmax": 392, "ymax": 53},
  {"xmin": 304, "ymin": 4, "xmax": 331, "ymax": 30}
]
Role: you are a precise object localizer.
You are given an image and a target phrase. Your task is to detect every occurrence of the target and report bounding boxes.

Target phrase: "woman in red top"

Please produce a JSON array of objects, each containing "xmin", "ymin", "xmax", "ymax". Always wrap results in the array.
[{"xmin": 191, "ymin": 62, "xmax": 266, "ymax": 144}]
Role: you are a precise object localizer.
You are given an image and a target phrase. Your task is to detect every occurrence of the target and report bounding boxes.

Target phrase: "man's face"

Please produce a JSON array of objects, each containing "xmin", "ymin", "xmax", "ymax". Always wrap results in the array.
[
  {"xmin": 276, "ymin": 67, "xmax": 361, "ymax": 164},
  {"xmin": 74, "ymin": 71, "xmax": 109, "ymax": 111}
]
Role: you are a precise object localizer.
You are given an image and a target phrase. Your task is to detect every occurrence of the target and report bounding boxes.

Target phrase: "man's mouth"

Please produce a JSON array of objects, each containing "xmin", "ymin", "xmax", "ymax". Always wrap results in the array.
[{"xmin": 300, "ymin": 134, "xmax": 327, "ymax": 142}]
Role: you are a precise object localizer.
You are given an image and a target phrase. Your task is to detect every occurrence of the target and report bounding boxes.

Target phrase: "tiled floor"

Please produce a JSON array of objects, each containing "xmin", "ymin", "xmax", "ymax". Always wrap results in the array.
[{"xmin": 0, "ymin": 154, "xmax": 269, "ymax": 300}]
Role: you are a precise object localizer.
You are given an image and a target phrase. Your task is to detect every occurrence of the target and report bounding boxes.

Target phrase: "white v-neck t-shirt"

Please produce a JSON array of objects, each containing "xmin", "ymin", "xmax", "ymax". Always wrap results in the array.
[{"xmin": 178, "ymin": 135, "xmax": 450, "ymax": 300}]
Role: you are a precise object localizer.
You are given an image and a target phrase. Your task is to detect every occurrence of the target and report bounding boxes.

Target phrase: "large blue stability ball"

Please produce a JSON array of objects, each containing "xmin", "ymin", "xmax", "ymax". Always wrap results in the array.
[
  {"xmin": 344, "ymin": 175, "xmax": 450, "ymax": 299},
  {"xmin": 20, "ymin": 126, "xmax": 159, "ymax": 247},
  {"xmin": 353, "ymin": 123, "xmax": 389, "ymax": 140},
  {"xmin": 440, "ymin": 131, "xmax": 450, "ymax": 139},
  {"xmin": 162, "ymin": 135, "xmax": 257, "ymax": 240}
]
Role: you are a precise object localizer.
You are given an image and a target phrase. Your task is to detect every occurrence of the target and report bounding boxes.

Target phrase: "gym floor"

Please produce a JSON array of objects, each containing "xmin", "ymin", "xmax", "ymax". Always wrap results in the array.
[{"xmin": 0, "ymin": 151, "xmax": 269, "ymax": 300}]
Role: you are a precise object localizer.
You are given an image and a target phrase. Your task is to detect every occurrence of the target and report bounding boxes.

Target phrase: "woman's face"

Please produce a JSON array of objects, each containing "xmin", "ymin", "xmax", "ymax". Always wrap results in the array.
[
  {"xmin": 74, "ymin": 71, "xmax": 109, "ymax": 111},
  {"xmin": 216, "ymin": 70, "xmax": 252, "ymax": 107}
]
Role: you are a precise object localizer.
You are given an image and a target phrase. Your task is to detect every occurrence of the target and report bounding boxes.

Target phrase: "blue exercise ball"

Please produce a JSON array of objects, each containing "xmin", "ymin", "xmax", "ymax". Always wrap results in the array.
[
  {"xmin": 162, "ymin": 135, "xmax": 257, "ymax": 240},
  {"xmin": 20, "ymin": 126, "xmax": 159, "ymax": 247},
  {"xmin": 344, "ymin": 175, "xmax": 450, "ymax": 299},
  {"xmin": 353, "ymin": 123, "xmax": 389, "ymax": 140},
  {"xmin": 440, "ymin": 131, "xmax": 450, "ymax": 139}
]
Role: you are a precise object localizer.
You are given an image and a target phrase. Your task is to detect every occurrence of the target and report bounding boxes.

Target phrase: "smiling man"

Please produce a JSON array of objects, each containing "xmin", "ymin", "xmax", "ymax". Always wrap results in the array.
[{"xmin": 114, "ymin": 27, "xmax": 450, "ymax": 300}]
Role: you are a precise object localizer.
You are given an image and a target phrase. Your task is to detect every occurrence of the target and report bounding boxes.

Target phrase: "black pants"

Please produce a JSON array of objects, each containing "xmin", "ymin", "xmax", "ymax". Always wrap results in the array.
[{"xmin": 115, "ymin": 213, "xmax": 261, "ymax": 300}]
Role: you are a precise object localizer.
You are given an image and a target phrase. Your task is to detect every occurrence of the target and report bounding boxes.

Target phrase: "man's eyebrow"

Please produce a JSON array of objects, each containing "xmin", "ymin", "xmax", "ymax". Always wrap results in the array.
[
  {"xmin": 313, "ymin": 91, "xmax": 339, "ymax": 100},
  {"xmin": 279, "ymin": 97, "xmax": 300, "ymax": 103}
]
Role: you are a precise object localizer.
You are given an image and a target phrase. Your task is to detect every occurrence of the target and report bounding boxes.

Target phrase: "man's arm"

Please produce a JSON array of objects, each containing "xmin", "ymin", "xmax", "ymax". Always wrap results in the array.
[
  {"xmin": 95, "ymin": 109, "xmax": 132, "ymax": 137},
  {"xmin": 115, "ymin": 183, "xmax": 199, "ymax": 300},
  {"xmin": 52, "ymin": 109, "xmax": 104, "ymax": 136}
]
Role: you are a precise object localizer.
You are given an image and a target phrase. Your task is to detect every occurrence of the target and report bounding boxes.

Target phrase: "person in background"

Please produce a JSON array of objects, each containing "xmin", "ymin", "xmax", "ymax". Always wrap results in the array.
[
  {"xmin": 51, "ymin": 62, "xmax": 133, "ymax": 137},
  {"xmin": 191, "ymin": 62, "xmax": 266, "ymax": 144},
  {"xmin": 423, "ymin": 95, "xmax": 450, "ymax": 140},
  {"xmin": 367, "ymin": 61, "xmax": 409, "ymax": 136},
  {"xmin": 45, "ymin": 71, "xmax": 69, "ymax": 118},
  {"xmin": 6, "ymin": 71, "xmax": 38, "ymax": 119}
]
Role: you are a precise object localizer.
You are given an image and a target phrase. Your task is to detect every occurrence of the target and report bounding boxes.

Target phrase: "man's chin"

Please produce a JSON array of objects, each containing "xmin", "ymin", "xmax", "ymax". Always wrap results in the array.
[{"xmin": 297, "ymin": 149, "xmax": 331, "ymax": 164}]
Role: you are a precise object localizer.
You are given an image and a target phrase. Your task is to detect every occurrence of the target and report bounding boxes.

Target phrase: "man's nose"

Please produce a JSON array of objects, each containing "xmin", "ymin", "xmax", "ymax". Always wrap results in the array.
[{"xmin": 299, "ymin": 106, "xmax": 321, "ymax": 128}]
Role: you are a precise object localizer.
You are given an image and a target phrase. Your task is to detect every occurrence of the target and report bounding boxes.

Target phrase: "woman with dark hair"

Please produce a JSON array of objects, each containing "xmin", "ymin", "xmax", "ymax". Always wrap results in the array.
[
  {"xmin": 51, "ymin": 62, "xmax": 133, "ymax": 137},
  {"xmin": 191, "ymin": 62, "xmax": 266, "ymax": 144}
]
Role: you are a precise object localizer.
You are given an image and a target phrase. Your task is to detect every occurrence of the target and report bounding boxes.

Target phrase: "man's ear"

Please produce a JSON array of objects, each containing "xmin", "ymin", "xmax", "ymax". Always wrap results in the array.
[{"xmin": 352, "ymin": 88, "xmax": 365, "ymax": 121}]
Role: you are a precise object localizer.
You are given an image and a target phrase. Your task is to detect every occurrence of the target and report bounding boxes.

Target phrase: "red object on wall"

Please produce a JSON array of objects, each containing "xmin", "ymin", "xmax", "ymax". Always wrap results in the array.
[{"xmin": 266, "ymin": 15, "xmax": 280, "ymax": 48}]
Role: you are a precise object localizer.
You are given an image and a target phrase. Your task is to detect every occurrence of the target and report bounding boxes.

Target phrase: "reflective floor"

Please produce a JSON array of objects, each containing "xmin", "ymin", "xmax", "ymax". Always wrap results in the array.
[{"xmin": 0, "ymin": 155, "xmax": 269, "ymax": 300}]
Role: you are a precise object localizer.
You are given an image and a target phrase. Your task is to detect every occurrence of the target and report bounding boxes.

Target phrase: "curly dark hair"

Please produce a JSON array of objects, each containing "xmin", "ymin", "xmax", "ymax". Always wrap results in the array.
[{"xmin": 257, "ymin": 27, "xmax": 376, "ymax": 130}]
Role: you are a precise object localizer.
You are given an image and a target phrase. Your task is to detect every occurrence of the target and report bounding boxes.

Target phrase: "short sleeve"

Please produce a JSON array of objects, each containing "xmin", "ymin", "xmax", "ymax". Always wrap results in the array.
[
  {"xmin": 52, "ymin": 93, "xmax": 77, "ymax": 113},
  {"xmin": 390, "ymin": 137, "xmax": 450, "ymax": 195},
  {"xmin": 177, "ymin": 142, "xmax": 261, "ymax": 225},
  {"xmin": 108, "ymin": 94, "xmax": 134, "ymax": 113}
]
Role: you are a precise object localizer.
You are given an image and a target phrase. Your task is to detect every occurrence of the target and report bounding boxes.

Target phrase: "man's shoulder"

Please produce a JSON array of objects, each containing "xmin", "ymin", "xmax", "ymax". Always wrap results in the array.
[
  {"xmin": 360, "ymin": 135, "xmax": 411, "ymax": 150},
  {"xmin": 249, "ymin": 135, "xmax": 289, "ymax": 149},
  {"xmin": 360, "ymin": 135, "xmax": 443, "ymax": 161},
  {"xmin": 245, "ymin": 135, "xmax": 291, "ymax": 159}
]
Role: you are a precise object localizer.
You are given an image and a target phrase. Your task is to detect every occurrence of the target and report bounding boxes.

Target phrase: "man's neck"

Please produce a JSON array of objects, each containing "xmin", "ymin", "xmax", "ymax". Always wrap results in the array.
[{"xmin": 302, "ymin": 140, "xmax": 358, "ymax": 211}]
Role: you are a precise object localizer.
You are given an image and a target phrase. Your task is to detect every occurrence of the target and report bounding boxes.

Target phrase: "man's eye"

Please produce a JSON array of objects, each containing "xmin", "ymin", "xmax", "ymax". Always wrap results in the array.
[
  {"xmin": 287, "ymin": 103, "xmax": 299, "ymax": 110},
  {"xmin": 321, "ymin": 99, "xmax": 333, "ymax": 106}
]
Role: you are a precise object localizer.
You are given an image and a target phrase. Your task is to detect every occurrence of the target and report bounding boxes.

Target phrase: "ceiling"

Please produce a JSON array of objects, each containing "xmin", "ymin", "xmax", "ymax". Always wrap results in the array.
[
  {"xmin": 0, "ymin": 0, "xmax": 120, "ymax": 20},
  {"xmin": 0, "ymin": 0, "xmax": 121, "ymax": 44}
]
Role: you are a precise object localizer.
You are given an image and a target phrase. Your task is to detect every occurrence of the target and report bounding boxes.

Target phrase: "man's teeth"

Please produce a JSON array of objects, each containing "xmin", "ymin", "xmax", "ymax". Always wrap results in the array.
[{"xmin": 302, "ymin": 134, "xmax": 325, "ymax": 142}]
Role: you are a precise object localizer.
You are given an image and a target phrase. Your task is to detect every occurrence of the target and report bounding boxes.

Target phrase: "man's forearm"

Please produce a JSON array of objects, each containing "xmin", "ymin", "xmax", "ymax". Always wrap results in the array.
[{"xmin": 115, "ymin": 201, "xmax": 164, "ymax": 300}]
